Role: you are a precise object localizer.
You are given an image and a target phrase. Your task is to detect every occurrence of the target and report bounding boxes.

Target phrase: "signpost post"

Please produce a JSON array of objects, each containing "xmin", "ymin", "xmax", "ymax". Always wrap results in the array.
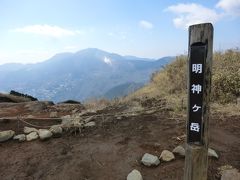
[{"xmin": 184, "ymin": 23, "xmax": 213, "ymax": 180}]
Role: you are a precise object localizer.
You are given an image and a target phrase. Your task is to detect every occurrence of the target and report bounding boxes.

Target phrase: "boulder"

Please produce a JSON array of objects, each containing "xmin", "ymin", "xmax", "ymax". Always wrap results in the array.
[
  {"xmin": 38, "ymin": 129, "xmax": 52, "ymax": 140},
  {"xmin": 84, "ymin": 121, "xmax": 96, "ymax": 127},
  {"xmin": 50, "ymin": 125, "xmax": 63, "ymax": 137},
  {"xmin": 141, "ymin": 153, "xmax": 160, "ymax": 167},
  {"xmin": 13, "ymin": 134, "xmax": 26, "ymax": 142},
  {"xmin": 26, "ymin": 132, "xmax": 38, "ymax": 141},
  {"xmin": 160, "ymin": 150, "xmax": 175, "ymax": 162},
  {"xmin": 127, "ymin": 169, "xmax": 143, "ymax": 180},
  {"xmin": 50, "ymin": 112, "xmax": 58, "ymax": 118},
  {"xmin": 0, "ymin": 130, "xmax": 15, "ymax": 142},
  {"xmin": 24, "ymin": 126, "xmax": 38, "ymax": 134},
  {"xmin": 172, "ymin": 145, "xmax": 185, "ymax": 156},
  {"xmin": 208, "ymin": 148, "xmax": 219, "ymax": 159}
]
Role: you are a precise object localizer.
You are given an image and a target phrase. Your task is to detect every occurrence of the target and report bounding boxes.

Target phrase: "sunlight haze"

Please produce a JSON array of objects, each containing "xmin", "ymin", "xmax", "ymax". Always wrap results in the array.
[{"xmin": 0, "ymin": 0, "xmax": 239, "ymax": 64}]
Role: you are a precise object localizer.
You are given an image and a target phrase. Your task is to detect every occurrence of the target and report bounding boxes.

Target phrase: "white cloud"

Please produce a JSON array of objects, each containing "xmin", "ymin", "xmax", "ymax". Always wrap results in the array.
[
  {"xmin": 103, "ymin": 56, "xmax": 112, "ymax": 66},
  {"xmin": 12, "ymin": 24, "xmax": 83, "ymax": 38},
  {"xmin": 166, "ymin": 3, "xmax": 222, "ymax": 29},
  {"xmin": 216, "ymin": 0, "xmax": 240, "ymax": 16},
  {"xmin": 139, "ymin": 20, "xmax": 153, "ymax": 29}
]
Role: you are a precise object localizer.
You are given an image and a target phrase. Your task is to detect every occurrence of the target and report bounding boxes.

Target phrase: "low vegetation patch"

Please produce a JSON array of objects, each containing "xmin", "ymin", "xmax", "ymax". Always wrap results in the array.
[{"xmin": 127, "ymin": 49, "xmax": 240, "ymax": 113}]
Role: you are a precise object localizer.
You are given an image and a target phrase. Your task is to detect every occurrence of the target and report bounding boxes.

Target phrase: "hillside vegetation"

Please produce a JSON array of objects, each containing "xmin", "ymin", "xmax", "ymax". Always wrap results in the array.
[{"xmin": 127, "ymin": 49, "xmax": 240, "ymax": 112}]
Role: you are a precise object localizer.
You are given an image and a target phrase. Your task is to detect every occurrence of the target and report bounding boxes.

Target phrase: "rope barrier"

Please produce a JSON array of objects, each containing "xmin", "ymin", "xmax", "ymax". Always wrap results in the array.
[{"xmin": 17, "ymin": 117, "xmax": 53, "ymax": 128}]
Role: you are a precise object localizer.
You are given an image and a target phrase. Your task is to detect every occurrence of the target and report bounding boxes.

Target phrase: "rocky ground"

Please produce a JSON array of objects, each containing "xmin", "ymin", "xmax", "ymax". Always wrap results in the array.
[{"xmin": 0, "ymin": 99, "xmax": 239, "ymax": 180}]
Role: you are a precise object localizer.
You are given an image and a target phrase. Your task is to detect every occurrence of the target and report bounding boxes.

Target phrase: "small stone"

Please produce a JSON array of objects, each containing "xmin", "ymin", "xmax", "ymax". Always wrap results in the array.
[
  {"xmin": 160, "ymin": 150, "xmax": 175, "ymax": 162},
  {"xmin": 127, "ymin": 169, "xmax": 143, "ymax": 180},
  {"xmin": 218, "ymin": 165, "xmax": 233, "ymax": 173},
  {"xmin": 173, "ymin": 145, "xmax": 185, "ymax": 156},
  {"xmin": 141, "ymin": 153, "xmax": 160, "ymax": 167},
  {"xmin": 154, "ymin": 143, "xmax": 161, "ymax": 147},
  {"xmin": 38, "ymin": 129, "xmax": 52, "ymax": 140},
  {"xmin": 221, "ymin": 169, "xmax": 240, "ymax": 180},
  {"xmin": 26, "ymin": 115, "xmax": 34, "ymax": 118},
  {"xmin": 0, "ymin": 130, "xmax": 15, "ymax": 142},
  {"xmin": 13, "ymin": 134, "xmax": 26, "ymax": 142},
  {"xmin": 83, "ymin": 116, "xmax": 94, "ymax": 123},
  {"xmin": 26, "ymin": 132, "xmax": 38, "ymax": 141},
  {"xmin": 50, "ymin": 125, "xmax": 63, "ymax": 137},
  {"xmin": 84, "ymin": 121, "xmax": 96, "ymax": 127},
  {"xmin": 50, "ymin": 112, "xmax": 58, "ymax": 118},
  {"xmin": 116, "ymin": 116, "xmax": 122, "ymax": 120},
  {"xmin": 208, "ymin": 148, "xmax": 219, "ymax": 159},
  {"xmin": 24, "ymin": 126, "xmax": 38, "ymax": 134}
]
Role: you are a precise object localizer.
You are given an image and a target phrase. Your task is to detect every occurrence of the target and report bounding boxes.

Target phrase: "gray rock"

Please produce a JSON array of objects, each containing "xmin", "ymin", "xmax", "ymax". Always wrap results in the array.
[
  {"xmin": 208, "ymin": 148, "xmax": 219, "ymax": 159},
  {"xmin": 13, "ymin": 134, "xmax": 26, "ymax": 142},
  {"xmin": 160, "ymin": 150, "xmax": 175, "ymax": 162},
  {"xmin": 141, "ymin": 153, "xmax": 160, "ymax": 167},
  {"xmin": 221, "ymin": 169, "xmax": 240, "ymax": 180},
  {"xmin": 173, "ymin": 145, "xmax": 185, "ymax": 156},
  {"xmin": 84, "ymin": 121, "xmax": 96, "ymax": 127},
  {"xmin": 26, "ymin": 132, "xmax": 38, "ymax": 141},
  {"xmin": 0, "ymin": 130, "xmax": 15, "ymax": 142},
  {"xmin": 38, "ymin": 129, "xmax": 52, "ymax": 140},
  {"xmin": 50, "ymin": 112, "xmax": 58, "ymax": 118},
  {"xmin": 218, "ymin": 165, "xmax": 234, "ymax": 173},
  {"xmin": 50, "ymin": 125, "xmax": 63, "ymax": 137},
  {"xmin": 24, "ymin": 126, "xmax": 38, "ymax": 134},
  {"xmin": 127, "ymin": 169, "xmax": 143, "ymax": 180}
]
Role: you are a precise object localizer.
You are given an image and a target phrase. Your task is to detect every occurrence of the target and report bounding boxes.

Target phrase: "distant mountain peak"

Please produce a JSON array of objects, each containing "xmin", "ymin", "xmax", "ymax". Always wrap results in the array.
[
  {"xmin": 0, "ymin": 49, "xmax": 174, "ymax": 102},
  {"xmin": 77, "ymin": 48, "xmax": 109, "ymax": 55}
]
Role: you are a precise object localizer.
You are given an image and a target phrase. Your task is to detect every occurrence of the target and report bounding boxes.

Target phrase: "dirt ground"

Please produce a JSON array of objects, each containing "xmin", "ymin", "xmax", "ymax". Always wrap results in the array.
[{"xmin": 0, "ymin": 101, "xmax": 239, "ymax": 180}]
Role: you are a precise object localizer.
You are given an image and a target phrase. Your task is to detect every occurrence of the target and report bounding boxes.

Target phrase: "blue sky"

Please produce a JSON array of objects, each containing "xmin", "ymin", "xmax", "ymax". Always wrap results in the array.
[{"xmin": 0, "ymin": 0, "xmax": 239, "ymax": 64}]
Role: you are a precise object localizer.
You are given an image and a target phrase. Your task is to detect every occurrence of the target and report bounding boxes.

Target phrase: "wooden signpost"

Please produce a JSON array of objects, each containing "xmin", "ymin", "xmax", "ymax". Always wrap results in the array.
[{"xmin": 184, "ymin": 23, "xmax": 213, "ymax": 180}]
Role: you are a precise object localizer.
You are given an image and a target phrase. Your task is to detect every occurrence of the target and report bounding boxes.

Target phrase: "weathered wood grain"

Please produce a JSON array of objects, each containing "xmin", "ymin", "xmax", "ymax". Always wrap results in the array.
[{"xmin": 184, "ymin": 23, "xmax": 213, "ymax": 180}]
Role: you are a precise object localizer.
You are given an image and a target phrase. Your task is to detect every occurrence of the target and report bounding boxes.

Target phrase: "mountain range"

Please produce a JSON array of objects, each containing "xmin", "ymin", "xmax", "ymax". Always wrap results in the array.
[{"xmin": 0, "ymin": 48, "xmax": 174, "ymax": 102}]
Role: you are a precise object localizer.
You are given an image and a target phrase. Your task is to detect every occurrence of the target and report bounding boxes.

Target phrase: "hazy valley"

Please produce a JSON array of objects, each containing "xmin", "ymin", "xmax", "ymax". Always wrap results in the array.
[{"xmin": 0, "ymin": 48, "xmax": 174, "ymax": 102}]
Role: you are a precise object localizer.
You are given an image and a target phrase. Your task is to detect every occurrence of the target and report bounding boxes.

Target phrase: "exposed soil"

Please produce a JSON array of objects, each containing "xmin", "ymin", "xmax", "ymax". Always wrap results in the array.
[{"xmin": 0, "ymin": 101, "xmax": 239, "ymax": 180}]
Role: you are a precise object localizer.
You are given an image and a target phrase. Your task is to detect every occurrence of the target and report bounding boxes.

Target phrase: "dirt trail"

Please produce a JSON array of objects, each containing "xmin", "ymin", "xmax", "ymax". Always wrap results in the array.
[{"xmin": 0, "ymin": 102, "xmax": 239, "ymax": 180}]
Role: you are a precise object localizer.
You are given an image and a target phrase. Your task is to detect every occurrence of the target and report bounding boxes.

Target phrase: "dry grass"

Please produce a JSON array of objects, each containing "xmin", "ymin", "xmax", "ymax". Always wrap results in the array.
[
  {"xmin": 83, "ymin": 98, "xmax": 111, "ymax": 111},
  {"xmin": 211, "ymin": 103, "xmax": 240, "ymax": 116},
  {"xmin": 125, "ymin": 49, "xmax": 240, "ymax": 114}
]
